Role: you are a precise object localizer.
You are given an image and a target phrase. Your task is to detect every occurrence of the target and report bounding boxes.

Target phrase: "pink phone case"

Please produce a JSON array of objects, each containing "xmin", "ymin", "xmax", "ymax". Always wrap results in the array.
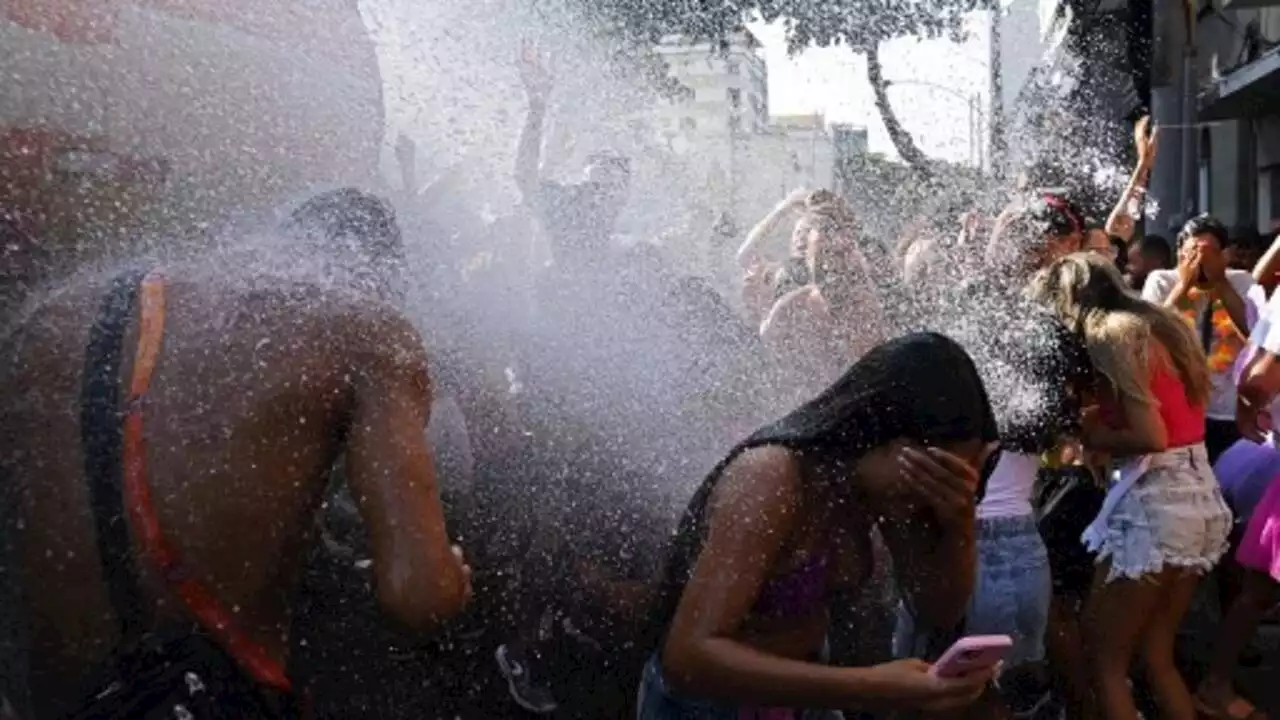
[{"xmin": 929, "ymin": 634, "xmax": 1013, "ymax": 678}]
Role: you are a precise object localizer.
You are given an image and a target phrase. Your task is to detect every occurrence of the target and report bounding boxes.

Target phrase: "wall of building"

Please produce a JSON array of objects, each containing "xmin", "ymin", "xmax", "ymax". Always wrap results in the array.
[
  {"xmin": 656, "ymin": 33, "xmax": 769, "ymax": 138},
  {"xmin": 1196, "ymin": 5, "xmax": 1280, "ymax": 235}
]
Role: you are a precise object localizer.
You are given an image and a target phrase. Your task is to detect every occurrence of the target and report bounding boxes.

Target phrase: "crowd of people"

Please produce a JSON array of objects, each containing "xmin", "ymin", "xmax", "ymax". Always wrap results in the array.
[{"xmin": 2, "ymin": 50, "xmax": 1280, "ymax": 720}]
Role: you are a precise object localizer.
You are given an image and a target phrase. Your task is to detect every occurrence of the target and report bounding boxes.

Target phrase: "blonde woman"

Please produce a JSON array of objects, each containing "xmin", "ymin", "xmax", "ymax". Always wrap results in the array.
[{"xmin": 1027, "ymin": 252, "xmax": 1233, "ymax": 720}]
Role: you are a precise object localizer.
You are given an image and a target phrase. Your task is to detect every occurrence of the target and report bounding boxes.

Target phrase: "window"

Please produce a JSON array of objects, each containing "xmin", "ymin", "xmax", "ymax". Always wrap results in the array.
[
  {"xmin": 728, "ymin": 115, "xmax": 741, "ymax": 134},
  {"xmin": 680, "ymin": 117, "xmax": 697, "ymax": 131},
  {"xmin": 727, "ymin": 88, "xmax": 741, "ymax": 109},
  {"xmin": 725, "ymin": 59, "xmax": 740, "ymax": 75}
]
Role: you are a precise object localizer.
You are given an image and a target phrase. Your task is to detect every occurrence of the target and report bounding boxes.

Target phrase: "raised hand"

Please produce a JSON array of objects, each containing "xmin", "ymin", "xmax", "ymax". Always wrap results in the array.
[
  {"xmin": 1134, "ymin": 115, "xmax": 1158, "ymax": 168},
  {"xmin": 518, "ymin": 40, "xmax": 553, "ymax": 103}
]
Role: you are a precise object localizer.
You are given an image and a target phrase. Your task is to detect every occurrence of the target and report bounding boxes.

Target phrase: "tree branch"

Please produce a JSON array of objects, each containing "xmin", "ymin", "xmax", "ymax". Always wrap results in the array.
[{"xmin": 865, "ymin": 43, "xmax": 932, "ymax": 177}]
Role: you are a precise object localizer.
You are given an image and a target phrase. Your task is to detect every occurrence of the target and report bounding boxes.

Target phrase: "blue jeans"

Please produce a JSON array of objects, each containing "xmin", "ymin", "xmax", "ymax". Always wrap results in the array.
[
  {"xmin": 964, "ymin": 514, "xmax": 1050, "ymax": 666},
  {"xmin": 636, "ymin": 654, "xmax": 846, "ymax": 720},
  {"xmin": 894, "ymin": 514, "xmax": 1050, "ymax": 667}
]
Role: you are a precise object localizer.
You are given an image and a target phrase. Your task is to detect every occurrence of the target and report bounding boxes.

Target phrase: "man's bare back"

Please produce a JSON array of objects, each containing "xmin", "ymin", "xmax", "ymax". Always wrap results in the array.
[{"xmin": 1, "ymin": 223, "xmax": 470, "ymax": 716}]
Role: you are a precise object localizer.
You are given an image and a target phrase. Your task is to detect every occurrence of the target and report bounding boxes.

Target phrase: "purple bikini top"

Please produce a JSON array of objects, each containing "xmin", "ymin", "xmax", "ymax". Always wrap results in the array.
[{"xmin": 752, "ymin": 549, "xmax": 832, "ymax": 619}]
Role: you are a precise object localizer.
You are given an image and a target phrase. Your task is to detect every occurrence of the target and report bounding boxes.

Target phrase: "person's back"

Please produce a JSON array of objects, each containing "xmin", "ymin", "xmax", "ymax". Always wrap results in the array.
[{"xmin": 0, "ymin": 190, "xmax": 471, "ymax": 718}]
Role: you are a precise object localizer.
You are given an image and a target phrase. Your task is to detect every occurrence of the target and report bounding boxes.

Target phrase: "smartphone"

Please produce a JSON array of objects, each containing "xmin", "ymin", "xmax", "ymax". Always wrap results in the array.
[{"xmin": 929, "ymin": 635, "xmax": 1013, "ymax": 679}]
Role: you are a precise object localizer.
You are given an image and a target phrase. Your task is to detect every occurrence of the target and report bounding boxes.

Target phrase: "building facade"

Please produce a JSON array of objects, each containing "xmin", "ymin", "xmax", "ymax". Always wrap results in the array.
[
  {"xmin": 1035, "ymin": 0, "xmax": 1280, "ymax": 235},
  {"xmin": 649, "ymin": 31, "xmax": 869, "ymax": 293}
]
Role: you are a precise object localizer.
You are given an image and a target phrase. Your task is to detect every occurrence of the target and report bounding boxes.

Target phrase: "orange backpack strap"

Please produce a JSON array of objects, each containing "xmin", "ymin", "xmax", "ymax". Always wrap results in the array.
[{"xmin": 121, "ymin": 270, "xmax": 292, "ymax": 693}]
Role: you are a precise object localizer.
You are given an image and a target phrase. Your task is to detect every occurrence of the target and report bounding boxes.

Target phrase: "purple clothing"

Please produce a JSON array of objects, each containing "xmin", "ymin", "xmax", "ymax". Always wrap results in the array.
[
  {"xmin": 753, "ymin": 550, "xmax": 832, "ymax": 619},
  {"xmin": 1213, "ymin": 439, "xmax": 1280, "ymax": 521}
]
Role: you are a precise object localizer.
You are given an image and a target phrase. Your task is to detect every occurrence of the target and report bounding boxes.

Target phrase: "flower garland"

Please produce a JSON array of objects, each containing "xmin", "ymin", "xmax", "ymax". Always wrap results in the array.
[{"xmin": 1178, "ymin": 287, "xmax": 1244, "ymax": 373}]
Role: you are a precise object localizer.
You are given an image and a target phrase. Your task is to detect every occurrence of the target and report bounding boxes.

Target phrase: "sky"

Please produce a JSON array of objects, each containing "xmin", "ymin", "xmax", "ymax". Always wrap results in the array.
[{"xmin": 747, "ymin": 14, "xmax": 993, "ymax": 166}]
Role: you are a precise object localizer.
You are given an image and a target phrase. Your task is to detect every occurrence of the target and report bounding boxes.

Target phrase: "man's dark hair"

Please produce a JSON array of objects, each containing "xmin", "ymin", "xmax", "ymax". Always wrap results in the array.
[
  {"xmin": 283, "ymin": 188, "xmax": 402, "ymax": 263},
  {"xmin": 1139, "ymin": 234, "xmax": 1173, "ymax": 268},
  {"xmin": 1178, "ymin": 213, "xmax": 1231, "ymax": 250}
]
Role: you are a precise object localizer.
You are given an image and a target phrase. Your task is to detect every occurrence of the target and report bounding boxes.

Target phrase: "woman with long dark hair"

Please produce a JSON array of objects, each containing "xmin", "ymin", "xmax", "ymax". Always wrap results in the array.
[{"xmin": 636, "ymin": 333, "xmax": 1000, "ymax": 719}]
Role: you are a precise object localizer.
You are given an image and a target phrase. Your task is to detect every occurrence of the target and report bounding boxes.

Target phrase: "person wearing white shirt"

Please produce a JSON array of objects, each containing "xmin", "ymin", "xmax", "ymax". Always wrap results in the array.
[{"xmin": 1142, "ymin": 215, "xmax": 1257, "ymax": 462}]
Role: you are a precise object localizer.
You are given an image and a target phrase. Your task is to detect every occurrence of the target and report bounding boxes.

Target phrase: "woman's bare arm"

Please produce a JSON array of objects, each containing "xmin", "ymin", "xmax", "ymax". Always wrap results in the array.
[
  {"xmin": 662, "ymin": 447, "xmax": 880, "ymax": 709},
  {"xmin": 1105, "ymin": 117, "xmax": 1156, "ymax": 243},
  {"xmin": 1252, "ymin": 232, "xmax": 1280, "ymax": 292},
  {"xmin": 737, "ymin": 189, "xmax": 808, "ymax": 269}
]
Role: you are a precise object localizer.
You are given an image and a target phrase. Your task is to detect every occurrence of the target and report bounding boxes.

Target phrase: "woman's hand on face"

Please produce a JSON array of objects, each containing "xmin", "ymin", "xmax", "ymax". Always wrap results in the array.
[
  {"xmin": 897, "ymin": 446, "xmax": 986, "ymax": 530},
  {"xmin": 863, "ymin": 658, "xmax": 992, "ymax": 712}
]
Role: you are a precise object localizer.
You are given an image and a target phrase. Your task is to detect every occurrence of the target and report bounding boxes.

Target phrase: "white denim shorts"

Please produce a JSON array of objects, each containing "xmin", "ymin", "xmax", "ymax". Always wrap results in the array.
[{"xmin": 1083, "ymin": 444, "xmax": 1233, "ymax": 583}]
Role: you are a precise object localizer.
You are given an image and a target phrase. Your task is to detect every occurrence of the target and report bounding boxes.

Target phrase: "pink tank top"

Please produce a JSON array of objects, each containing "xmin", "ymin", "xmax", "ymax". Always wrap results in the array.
[{"xmin": 1100, "ymin": 360, "xmax": 1205, "ymax": 448}]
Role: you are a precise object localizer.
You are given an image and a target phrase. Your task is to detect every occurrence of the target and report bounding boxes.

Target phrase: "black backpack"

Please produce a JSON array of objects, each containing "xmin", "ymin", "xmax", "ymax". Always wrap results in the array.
[{"xmin": 66, "ymin": 268, "xmax": 297, "ymax": 720}]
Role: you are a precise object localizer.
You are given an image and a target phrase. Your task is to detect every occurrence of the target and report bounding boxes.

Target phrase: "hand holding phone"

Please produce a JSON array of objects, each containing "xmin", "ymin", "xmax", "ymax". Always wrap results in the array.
[{"xmin": 929, "ymin": 634, "xmax": 1013, "ymax": 679}]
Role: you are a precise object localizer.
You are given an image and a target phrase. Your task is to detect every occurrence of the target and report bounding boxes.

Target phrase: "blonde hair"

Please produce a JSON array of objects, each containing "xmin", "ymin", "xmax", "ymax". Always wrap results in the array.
[{"xmin": 1026, "ymin": 252, "xmax": 1210, "ymax": 409}]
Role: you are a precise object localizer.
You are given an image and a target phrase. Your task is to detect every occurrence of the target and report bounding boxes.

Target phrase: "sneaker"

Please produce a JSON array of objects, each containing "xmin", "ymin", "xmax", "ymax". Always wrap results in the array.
[{"xmin": 495, "ymin": 644, "xmax": 558, "ymax": 714}]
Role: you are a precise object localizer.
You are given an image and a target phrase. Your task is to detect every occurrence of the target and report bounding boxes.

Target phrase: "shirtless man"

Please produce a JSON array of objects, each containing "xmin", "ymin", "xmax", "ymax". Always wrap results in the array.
[{"xmin": 0, "ymin": 188, "xmax": 471, "ymax": 718}]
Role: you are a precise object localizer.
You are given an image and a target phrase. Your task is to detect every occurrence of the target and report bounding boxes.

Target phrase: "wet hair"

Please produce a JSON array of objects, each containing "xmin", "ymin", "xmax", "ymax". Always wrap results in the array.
[
  {"xmin": 281, "ymin": 187, "xmax": 403, "ymax": 264},
  {"xmin": 648, "ymin": 333, "xmax": 998, "ymax": 646},
  {"xmin": 996, "ymin": 310, "xmax": 1094, "ymax": 454},
  {"xmin": 1178, "ymin": 213, "xmax": 1231, "ymax": 250},
  {"xmin": 1028, "ymin": 252, "xmax": 1210, "ymax": 410},
  {"xmin": 1032, "ymin": 193, "xmax": 1085, "ymax": 238},
  {"xmin": 945, "ymin": 278, "xmax": 1094, "ymax": 454}
]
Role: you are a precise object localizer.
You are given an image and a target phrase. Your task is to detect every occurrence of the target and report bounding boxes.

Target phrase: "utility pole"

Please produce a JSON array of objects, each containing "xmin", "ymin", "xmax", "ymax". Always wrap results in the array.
[
  {"xmin": 988, "ymin": 1, "xmax": 1004, "ymax": 179},
  {"xmin": 962, "ymin": 90, "xmax": 972, "ymax": 165}
]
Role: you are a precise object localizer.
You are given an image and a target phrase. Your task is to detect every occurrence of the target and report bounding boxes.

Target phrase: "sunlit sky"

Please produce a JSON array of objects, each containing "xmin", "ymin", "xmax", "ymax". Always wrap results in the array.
[{"xmin": 747, "ymin": 15, "xmax": 992, "ymax": 166}]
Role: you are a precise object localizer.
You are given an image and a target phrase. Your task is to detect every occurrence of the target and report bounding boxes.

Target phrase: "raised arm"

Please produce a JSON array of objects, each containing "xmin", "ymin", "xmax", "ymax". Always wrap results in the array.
[
  {"xmin": 515, "ymin": 42, "xmax": 553, "ymax": 203},
  {"xmin": 736, "ymin": 188, "xmax": 808, "ymax": 269},
  {"xmin": 1105, "ymin": 116, "xmax": 1156, "ymax": 243},
  {"xmin": 1252, "ymin": 231, "xmax": 1280, "ymax": 292},
  {"xmin": 345, "ymin": 310, "xmax": 471, "ymax": 634}
]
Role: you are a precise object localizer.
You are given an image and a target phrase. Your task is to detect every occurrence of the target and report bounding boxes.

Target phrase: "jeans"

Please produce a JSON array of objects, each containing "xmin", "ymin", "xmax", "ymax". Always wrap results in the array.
[
  {"xmin": 964, "ymin": 514, "xmax": 1051, "ymax": 667},
  {"xmin": 1084, "ymin": 444, "xmax": 1233, "ymax": 582},
  {"xmin": 893, "ymin": 515, "xmax": 1050, "ymax": 668}
]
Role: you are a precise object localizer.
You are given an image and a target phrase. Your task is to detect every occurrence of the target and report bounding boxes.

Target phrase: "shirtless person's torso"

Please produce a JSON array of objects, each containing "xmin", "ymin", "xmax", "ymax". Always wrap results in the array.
[{"xmin": 0, "ymin": 190, "xmax": 471, "ymax": 718}]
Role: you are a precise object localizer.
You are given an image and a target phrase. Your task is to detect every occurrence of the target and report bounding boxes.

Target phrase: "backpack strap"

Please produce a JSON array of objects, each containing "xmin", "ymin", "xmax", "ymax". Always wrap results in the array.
[
  {"xmin": 120, "ymin": 271, "xmax": 293, "ymax": 693},
  {"xmin": 80, "ymin": 267, "xmax": 152, "ymax": 644}
]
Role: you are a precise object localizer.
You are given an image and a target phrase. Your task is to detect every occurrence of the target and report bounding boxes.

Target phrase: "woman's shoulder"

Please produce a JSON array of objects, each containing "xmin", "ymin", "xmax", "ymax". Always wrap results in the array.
[{"xmin": 713, "ymin": 444, "xmax": 804, "ymax": 508}]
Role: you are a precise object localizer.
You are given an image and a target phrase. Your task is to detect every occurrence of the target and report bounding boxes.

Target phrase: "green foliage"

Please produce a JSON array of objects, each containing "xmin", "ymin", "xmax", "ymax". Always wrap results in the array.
[{"xmin": 568, "ymin": 0, "xmax": 995, "ymax": 54}]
